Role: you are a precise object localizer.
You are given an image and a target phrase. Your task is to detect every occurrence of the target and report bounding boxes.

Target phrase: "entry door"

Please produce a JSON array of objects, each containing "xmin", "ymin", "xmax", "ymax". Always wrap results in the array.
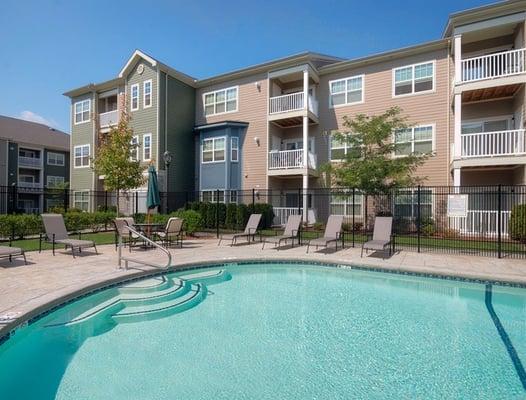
[
  {"xmin": 283, "ymin": 138, "xmax": 315, "ymax": 151},
  {"xmin": 284, "ymin": 191, "xmax": 312, "ymax": 208}
]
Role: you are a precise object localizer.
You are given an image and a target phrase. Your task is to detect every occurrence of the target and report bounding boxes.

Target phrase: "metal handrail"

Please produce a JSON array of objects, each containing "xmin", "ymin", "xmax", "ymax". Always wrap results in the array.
[{"xmin": 117, "ymin": 225, "xmax": 172, "ymax": 270}]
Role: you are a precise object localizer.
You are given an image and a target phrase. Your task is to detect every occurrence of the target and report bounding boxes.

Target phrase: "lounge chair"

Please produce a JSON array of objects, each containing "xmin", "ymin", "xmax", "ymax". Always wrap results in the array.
[
  {"xmin": 261, "ymin": 214, "xmax": 301, "ymax": 250},
  {"xmin": 361, "ymin": 216, "xmax": 393, "ymax": 259},
  {"xmin": 0, "ymin": 246, "xmax": 27, "ymax": 265},
  {"xmin": 306, "ymin": 215, "xmax": 344, "ymax": 253},
  {"xmin": 40, "ymin": 214, "xmax": 98, "ymax": 257},
  {"xmin": 218, "ymin": 214, "xmax": 262, "ymax": 246},
  {"xmin": 114, "ymin": 217, "xmax": 141, "ymax": 251},
  {"xmin": 155, "ymin": 217, "xmax": 184, "ymax": 247}
]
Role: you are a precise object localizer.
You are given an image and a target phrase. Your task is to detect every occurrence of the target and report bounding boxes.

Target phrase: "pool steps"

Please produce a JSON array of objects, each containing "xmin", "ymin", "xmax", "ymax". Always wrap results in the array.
[{"xmin": 47, "ymin": 269, "xmax": 231, "ymax": 327}]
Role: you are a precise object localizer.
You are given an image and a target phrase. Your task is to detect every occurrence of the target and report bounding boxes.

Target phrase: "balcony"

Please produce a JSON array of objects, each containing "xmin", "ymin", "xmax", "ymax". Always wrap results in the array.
[
  {"xmin": 461, "ymin": 129, "xmax": 526, "ymax": 158},
  {"xmin": 268, "ymin": 92, "xmax": 318, "ymax": 127},
  {"xmin": 461, "ymin": 48, "xmax": 526, "ymax": 83},
  {"xmin": 99, "ymin": 110, "xmax": 119, "ymax": 128},
  {"xmin": 18, "ymin": 181, "xmax": 43, "ymax": 190},
  {"xmin": 268, "ymin": 149, "xmax": 317, "ymax": 176},
  {"xmin": 18, "ymin": 156, "xmax": 42, "ymax": 168},
  {"xmin": 449, "ymin": 210, "xmax": 511, "ymax": 237}
]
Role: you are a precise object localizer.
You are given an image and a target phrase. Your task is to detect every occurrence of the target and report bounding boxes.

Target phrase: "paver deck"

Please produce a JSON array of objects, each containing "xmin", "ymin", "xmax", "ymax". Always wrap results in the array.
[{"xmin": 1, "ymin": 238, "xmax": 525, "ymax": 335}]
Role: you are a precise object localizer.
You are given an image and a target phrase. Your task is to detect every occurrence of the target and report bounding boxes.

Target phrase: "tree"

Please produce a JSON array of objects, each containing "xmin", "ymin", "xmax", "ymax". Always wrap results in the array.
[
  {"xmin": 324, "ymin": 107, "xmax": 429, "ymax": 194},
  {"xmin": 92, "ymin": 113, "xmax": 145, "ymax": 215}
]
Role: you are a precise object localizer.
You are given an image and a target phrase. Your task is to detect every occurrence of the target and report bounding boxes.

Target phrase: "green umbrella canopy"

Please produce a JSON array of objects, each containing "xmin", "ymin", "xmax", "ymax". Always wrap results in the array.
[{"xmin": 146, "ymin": 165, "xmax": 161, "ymax": 209}]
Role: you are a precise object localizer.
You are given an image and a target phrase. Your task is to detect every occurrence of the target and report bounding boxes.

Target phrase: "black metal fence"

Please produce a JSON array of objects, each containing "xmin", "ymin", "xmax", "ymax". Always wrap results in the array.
[{"xmin": 1, "ymin": 185, "xmax": 525, "ymax": 259}]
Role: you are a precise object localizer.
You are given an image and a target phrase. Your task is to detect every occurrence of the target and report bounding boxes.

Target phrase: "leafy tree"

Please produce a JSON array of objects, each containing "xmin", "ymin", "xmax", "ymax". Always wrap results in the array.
[
  {"xmin": 324, "ymin": 107, "xmax": 429, "ymax": 194},
  {"xmin": 92, "ymin": 113, "xmax": 145, "ymax": 215}
]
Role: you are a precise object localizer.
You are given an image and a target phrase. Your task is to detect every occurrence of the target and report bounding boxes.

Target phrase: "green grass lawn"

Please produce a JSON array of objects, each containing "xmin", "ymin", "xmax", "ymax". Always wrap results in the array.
[{"xmin": 2, "ymin": 232, "xmax": 116, "ymax": 252}]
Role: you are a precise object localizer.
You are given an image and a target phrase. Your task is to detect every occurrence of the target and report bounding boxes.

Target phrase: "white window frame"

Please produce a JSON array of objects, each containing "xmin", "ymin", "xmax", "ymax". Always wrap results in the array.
[
  {"xmin": 393, "ymin": 124, "xmax": 435, "ymax": 158},
  {"xmin": 329, "ymin": 75, "xmax": 364, "ymax": 108},
  {"xmin": 329, "ymin": 133, "xmax": 351, "ymax": 161},
  {"xmin": 130, "ymin": 135, "xmax": 139, "ymax": 161},
  {"xmin": 131, "ymin": 83, "xmax": 139, "ymax": 111},
  {"xmin": 73, "ymin": 144, "xmax": 90, "ymax": 168},
  {"xmin": 231, "ymin": 136, "xmax": 239, "ymax": 162},
  {"xmin": 143, "ymin": 79, "xmax": 152, "ymax": 108},
  {"xmin": 203, "ymin": 86, "xmax": 238, "ymax": 116},
  {"xmin": 73, "ymin": 190, "xmax": 90, "ymax": 211},
  {"xmin": 200, "ymin": 190, "xmax": 225, "ymax": 203},
  {"xmin": 330, "ymin": 190, "xmax": 363, "ymax": 217},
  {"xmin": 74, "ymin": 99, "xmax": 91, "ymax": 125},
  {"xmin": 46, "ymin": 175, "xmax": 65, "ymax": 188},
  {"xmin": 229, "ymin": 190, "xmax": 238, "ymax": 204},
  {"xmin": 202, "ymin": 137, "xmax": 226, "ymax": 163},
  {"xmin": 392, "ymin": 60, "xmax": 435, "ymax": 98},
  {"xmin": 143, "ymin": 133, "xmax": 152, "ymax": 161},
  {"xmin": 47, "ymin": 152, "xmax": 65, "ymax": 166},
  {"xmin": 394, "ymin": 188, "xmax": 434, "ymax": 220}
]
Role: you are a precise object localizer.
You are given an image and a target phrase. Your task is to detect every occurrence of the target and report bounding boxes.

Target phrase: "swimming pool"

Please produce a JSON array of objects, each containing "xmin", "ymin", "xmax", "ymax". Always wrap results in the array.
[{"xmin": 0, "ymin": 262, "xmax": 525, "ymax": 399}]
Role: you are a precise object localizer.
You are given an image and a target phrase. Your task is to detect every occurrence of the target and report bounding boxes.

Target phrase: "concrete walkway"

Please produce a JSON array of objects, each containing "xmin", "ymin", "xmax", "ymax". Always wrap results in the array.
[{"xmin": 1, "ymin": 238, "xmax": 525, "ymax": 335}]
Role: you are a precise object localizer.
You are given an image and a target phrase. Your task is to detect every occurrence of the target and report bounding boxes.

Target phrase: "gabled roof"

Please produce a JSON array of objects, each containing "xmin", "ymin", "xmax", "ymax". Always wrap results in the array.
[{"xmin": 0, "ymin": 115, "xmax": 69, "ymax": 151}]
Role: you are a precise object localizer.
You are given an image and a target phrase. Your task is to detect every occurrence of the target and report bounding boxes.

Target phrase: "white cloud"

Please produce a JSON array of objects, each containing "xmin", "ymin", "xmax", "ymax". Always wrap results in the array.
[{"xmin": 18, "ymin": 110, "xmax": 60, "ymax": 129}]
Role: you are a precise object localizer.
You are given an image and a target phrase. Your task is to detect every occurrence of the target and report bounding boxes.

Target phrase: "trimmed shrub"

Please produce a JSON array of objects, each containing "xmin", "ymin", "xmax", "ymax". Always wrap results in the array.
[
  {"xmin": 420, "ymin": 217, "xmax": 436, "ymax": 237},
  {"xmin": 249, "ymin": 203, "xmax": 274, "ymax": 229},
  {"xmin": 510, "ymin": 204, "xmax": 526, "ymax": 243},
  {"xmin": 225, "ymin": 203, "xmax": 238, "ymax": 229},
  {"xmin": 172, "ymin": 209, "xmax": 203, "ymax": 234},
  {"xmin": 236, "ymin": 203, "xmax": 250, "ymax": 229}
]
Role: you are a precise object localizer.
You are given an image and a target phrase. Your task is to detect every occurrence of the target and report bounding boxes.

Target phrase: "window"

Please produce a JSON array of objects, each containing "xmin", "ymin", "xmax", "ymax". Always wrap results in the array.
[
  {"xmin": 394, "ymin": 189, "xmax": 433, "ymax": 220},
  {"xmin": 202, "ymin": 137, "xmax": 225, "ymax": 163},
  {"xmin": 143, "ymin": 80, "xmax": 152, "ymax": 108},
  {"xmin": 74, "ymin": 99, "xmax": 90, "ymax": 124},
  {"xmin": 330, "ymin": 75, "xmax": 363, "ymax": 106},
  {"xmin": 131, "ymin": 84, "xmax": 139, "ymax": 111},
  {"xmin": 46, "ymin": 176, "xmax": 64, "ymax": 188},
  {"xmin": 47, "ymin": 152, "xmax": 65, "ymax": 166},
  {"xmin": 394, "ymin": 125, "xmax": 434, "ymax": 156},
  {"xmin": 130, "ymin": 136, "xmax": 139, "ymax": 161},
  {"xmin": 74, "ymin": 144, "xmax": 90, "ymax": 168},
  {"xmin": 461, "ymin": 118, "xmax": 509, "ymax": 134},
  {"xmin": 229, "ymin": 190, "xmax": 238, "ymax": 204},
  {"xmin": 201, "ymin": 190, "xmax": 225, "ymax": 203},
  {"xmin": 73, "ymin": 191, "xmax": 89, "ymax": 211},
  {"xmin": 393, "ymin": 61, "xmax": 434, "ymax": 96},
  {"xmin": 231, "ymin": 137, "xmax": 239, "ymax": 162},
  {"xmin": 143, "ymin": 134, "xmax": 152, "ymax": 161},
  {"xmin": 330, "ymin": 191, "xmax": 363, "ymax": 216},
  {"xmin": 203, "ymin": 87, "xmax": 238, "ymax": 116},
  {"xmin": 329, "ymin": 134, "xmax": 351, "ymax": 161}
]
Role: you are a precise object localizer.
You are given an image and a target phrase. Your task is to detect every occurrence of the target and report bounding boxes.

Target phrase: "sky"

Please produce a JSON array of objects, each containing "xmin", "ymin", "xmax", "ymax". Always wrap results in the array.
[{"xmin": 0, "ymin": 0, "xmax": 493, "ymax": 133}]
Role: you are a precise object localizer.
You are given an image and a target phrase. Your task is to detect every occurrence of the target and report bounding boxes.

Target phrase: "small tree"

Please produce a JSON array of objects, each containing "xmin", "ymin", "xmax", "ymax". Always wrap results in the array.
[
  {"xmin": 92, "ymin": 113, "xmax": 145, "ymax": 215},
  {"xmin": 324, "ymin": 107, "xmax": 429, "ymax": 194}
]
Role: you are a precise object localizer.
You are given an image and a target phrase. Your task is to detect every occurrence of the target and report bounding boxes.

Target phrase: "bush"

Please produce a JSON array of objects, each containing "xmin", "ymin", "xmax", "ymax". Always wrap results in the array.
[
  {"xmin": 249, "ymin": 203, "xmax": 274, "ymax": 229},
  {"xmin": 420, "ymin": 217, "xmax": 436, "ymax": 237},
  {"xmin": 225, "ymin": 203, "xmax": 238, "ymax": 229},
  {"xmin": 0, "ymin": 214, "xmax": 42, "ymax": 239},
  {"xmin": 236, "ymin": 203, "xmax": 250, "ymax": 229},
  {"xmin": 171, "ymin": 209, "xmax": 203, "ymax": 234},
  {"xmin": 510, "ymin": 204, "xmax": 526, "ymax": 243}
]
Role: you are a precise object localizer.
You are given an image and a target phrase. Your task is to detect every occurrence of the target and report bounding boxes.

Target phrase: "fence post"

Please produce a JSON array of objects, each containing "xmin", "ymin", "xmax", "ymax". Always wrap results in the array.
[
  {"xmin": 297, "ymin": 188, "xmax": 302, "ymax": 218},
  {"xmin": 352, "ymin": 188, "xmax": 355, "ymax": 248},
  {"xmin": 11, "ymin": 184, "xmax": 17, "ymax": 213},
  {"xmin": 63, "ymin": 188, "xmax": 69, "ymax": 212},
  {"xmin": 135, "ymin": 192, "xmax": 138, "ymax": 215},
  {"xmin": 104, "ymin": 191, "xmax": 108, "ymax": 211},
  {"xmin": 498, "ymin": 184, "xmax": 502, "ymax": 259},
  {"xmin": 252, "ymin": 188, "xmax": 255, "ymax": 209},
  {"xmin": 417, "ymin": 185, "xmax": 421, "ymax": 253},
  {"xmin": 216, "ymin": 189, "xmax": 220, "ymax": 239}
]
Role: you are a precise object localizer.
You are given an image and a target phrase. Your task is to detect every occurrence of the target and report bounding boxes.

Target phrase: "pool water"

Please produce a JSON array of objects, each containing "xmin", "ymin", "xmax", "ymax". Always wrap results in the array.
[{"xmin": 0, "ymin": 263, "xmax": 525, "ymax": 399}]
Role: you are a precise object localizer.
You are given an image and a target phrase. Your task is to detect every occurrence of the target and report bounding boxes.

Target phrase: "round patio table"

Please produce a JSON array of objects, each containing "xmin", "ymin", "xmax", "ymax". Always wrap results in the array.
[{"xmin": 133, "ymin": 223, "xmax": 165, "ymax": 246}]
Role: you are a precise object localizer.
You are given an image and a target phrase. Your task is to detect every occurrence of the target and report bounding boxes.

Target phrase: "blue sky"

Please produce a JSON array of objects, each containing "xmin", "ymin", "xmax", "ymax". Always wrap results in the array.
[{"xmin": 0, "ymin": 0, "xmax": 492, "ymax": 133}]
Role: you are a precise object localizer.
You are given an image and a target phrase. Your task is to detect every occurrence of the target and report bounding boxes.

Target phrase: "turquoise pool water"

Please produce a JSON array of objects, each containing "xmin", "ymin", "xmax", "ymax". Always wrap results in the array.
[{"xmin": 0, "ymin": 262, "xmax": 525, "ymax": 399}]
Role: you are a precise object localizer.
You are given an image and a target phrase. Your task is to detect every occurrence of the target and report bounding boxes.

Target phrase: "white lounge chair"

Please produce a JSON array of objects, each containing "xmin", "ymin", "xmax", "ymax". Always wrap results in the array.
[
  {"xmin": 40, "ymin": 214, "xmax": 97, "ymax": 257},
  {"xmin": 0, "ymin": 246, "xmax": 27, "ymax": 265},
  {"xmin": 218, "ymin": 214, "xmax": 262, "ymax": 246},
  {"xmin": 306, "ymin": 215, "xmax": 344, "ymax": 253},
  {"xmin": 262, "ymin": 214, "xmax": 301, "ymax": 250},
  {"xmin": 361, "ymin": 216, "xmax": 393, "ymax": 259}
]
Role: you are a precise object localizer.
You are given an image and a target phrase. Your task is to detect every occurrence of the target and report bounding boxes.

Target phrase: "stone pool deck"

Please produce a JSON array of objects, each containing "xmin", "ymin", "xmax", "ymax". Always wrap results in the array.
[{"xmin": 1, "ymin": 238, "xmax": 525, "ymax": 336}]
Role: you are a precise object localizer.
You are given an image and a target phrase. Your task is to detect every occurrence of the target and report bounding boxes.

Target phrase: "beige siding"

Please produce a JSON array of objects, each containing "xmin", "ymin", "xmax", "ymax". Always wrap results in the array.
[
  {"xmin": 318, "ymin": 48, "xmax": 451, "ymax": 186},
  {"xmin": 196, "ymin": 73, "xmax": 268, "ymax": 190}
]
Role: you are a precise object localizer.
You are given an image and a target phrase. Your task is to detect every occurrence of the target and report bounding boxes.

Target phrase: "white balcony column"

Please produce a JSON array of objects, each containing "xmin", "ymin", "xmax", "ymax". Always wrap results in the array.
[
  {"xmin": 454, "ymin": 34, "xmax": 462, "ymax": 84},
  {"xmin": 303, "ymin": 69, "xmax": 309, "ymax": 110},
  {"xmin": 302, "ymin": 112, "xmax": 309, "ymax": 224},
  {"xmin": 453, "ymin": 168, "xmax": 461, "ymax": 187},
  {"xmin": 302, "ymin": 174, "xmax": 309, "ymax": 224},
  {"xmin": 454, "ymin": 93, "xmax": 462, "ymax": 159}
]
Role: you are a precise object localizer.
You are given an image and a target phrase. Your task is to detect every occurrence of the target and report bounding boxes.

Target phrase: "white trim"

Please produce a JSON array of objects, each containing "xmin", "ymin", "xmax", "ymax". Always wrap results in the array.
[
  {"xmin": 73, "ymin": 99, "xmax": 91, "ymax": 125},
  {"xmin": 143, "ymin": 79, "xmax": 152, "ymax": 108},
  {"xmin": 46, "ymin": 175, "xmax": 65, "ymax": 188},
  {"xmin": 73, "ymin": 190, "xmax": 90, "ymax": 211},
  {"xmin": 142, "ymin": 133, "xmax": 152, "ymax": 161},
  {"xmin": 392, "ymin": 60, "xmax": 436, "ymax": 98},
  {"xmin": 130, "ymin": 83, "xmax": 139, "ymax": 111},
  {"xmin": 328, "ymin": 132, "xmax": 351, "ymax": 161},
  {"xmin": 202, "ymin": 86, "xmax": 238, "ymax": 117},
  {"xmin": 47, "ymin": 151, "xmax": 65, "ymax": 166},
  {"xmin": 201, "ymin": 136, "xmax": 226, "ymax": 164},
  {"xmin": 328, "ymin": 74, "xmax": 365, "ymax": 108},
  {"xmin": 393, "ymin": 123, "xmax": 436, "ymax": 158},
  {"xmin": 73, "ymin": 144, "xmax": 90, "ymax": 168},
  {"xmin": 230, "ymin": 136, "xmax": 239, "ymax": 162},
  {"xmin": 119, "ymin": 50, "xmax": 158, "ymax": 78}
]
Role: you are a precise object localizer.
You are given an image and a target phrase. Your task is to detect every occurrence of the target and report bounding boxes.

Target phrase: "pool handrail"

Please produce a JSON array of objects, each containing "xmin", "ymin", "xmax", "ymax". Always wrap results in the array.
[{"xmin": 117, "ymin": 225, "xmax": 172, "ymax": 270}]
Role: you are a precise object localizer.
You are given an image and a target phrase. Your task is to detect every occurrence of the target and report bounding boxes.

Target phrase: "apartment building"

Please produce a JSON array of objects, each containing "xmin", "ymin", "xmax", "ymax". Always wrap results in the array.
[
  {"xmin": 0, "ymin": 115, "xmax": 70, "ymax": 213},
  {"xmin": 67, "ymin": 1, "xmax": 526, "ymax": 226}
]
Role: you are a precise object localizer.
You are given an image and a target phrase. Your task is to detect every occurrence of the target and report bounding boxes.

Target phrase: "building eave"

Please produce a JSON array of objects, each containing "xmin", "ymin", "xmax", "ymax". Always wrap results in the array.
[{"xmin": 63, "ymin": 77, "xmax": 124, "ymax": 98}]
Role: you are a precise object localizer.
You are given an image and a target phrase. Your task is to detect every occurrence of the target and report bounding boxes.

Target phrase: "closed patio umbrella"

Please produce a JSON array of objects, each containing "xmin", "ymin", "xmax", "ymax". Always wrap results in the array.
[{"xmin": 146, "ymin": 165, "xmax": 161, "ymax": 229}]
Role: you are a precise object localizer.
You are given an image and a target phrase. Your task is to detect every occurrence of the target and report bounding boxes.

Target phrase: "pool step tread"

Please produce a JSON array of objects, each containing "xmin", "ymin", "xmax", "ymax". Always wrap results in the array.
[
  {"xmin": 179, "ymin": 269, "xmax": 232, "ymax": 285},
  {"xmin": 119, "ymin": 279, "xmax": 183, "ymax": 301},
  {"xmin": 52, "ymin": 296, "xmax": 125, "ymax": 327},
  {"xmin": 120, "ymin": 281, "xmax": 191, "ymax": 306},
  {"xmin": 119, "ymin": 276, "xmax": 171, "ymax": 293}
]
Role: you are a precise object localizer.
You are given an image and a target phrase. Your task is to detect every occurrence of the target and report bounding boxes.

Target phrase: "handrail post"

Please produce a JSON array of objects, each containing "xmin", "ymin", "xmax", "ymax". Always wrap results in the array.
[
  {"xmin": 117, "ymin": 236, "xmax": 123, "ymax": 269},
  {"xmin": 497, "ymin": 184, "xmax": 502, "ymax": 259},
  {"xmin": 216, "ymin": 189, "xmax": 220, "ymax": 239}
]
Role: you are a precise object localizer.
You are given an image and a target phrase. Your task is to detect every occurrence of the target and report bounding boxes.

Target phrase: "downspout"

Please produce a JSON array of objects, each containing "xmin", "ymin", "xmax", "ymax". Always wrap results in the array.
[{"xmin": 446, "ymin": 39, "xmax": 452, "ymax": 186}]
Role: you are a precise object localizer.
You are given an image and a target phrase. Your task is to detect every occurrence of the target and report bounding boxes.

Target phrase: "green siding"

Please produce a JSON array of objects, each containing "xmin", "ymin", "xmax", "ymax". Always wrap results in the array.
[
  {"xmin": 158, "ymin": 72, "xmax": 167, "ymax": 160},
  {"xmin": 70, "ymin": 92, "xmax": 95, "ymax": 191},
  {"xmin": 7, "ymin": 142, "xmax": 18, "ymax": 186},
  {"xmin": 43, "ymin": 149, "xmax": 70, "ymax": 187}
]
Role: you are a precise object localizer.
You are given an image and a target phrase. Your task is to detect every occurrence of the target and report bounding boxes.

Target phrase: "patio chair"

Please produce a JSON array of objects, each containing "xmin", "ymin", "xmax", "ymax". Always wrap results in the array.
[
  {"xmin": 218, "ymin": 214, "xmax": 262, "ymax": 246},
  {"xmin": 361, "ymin": 216, "xmax": 393, "ymax": 259},
  {"xmin": 114, "ymin": 217, "xmax": 141, "ymax": 252},
  {"xmin": 155, "ymin": 217, "xmax": 184, "ymax": 248},
  {"xmin": 305, "ymin": 215, "xmax": 344, "ymax": 253},
  {"xmin": 40, "ymin": 214, "xmax": 98, "ymax": 257},
  {"xmin": 0, "ymin": 246, "xmax": 27, "ymax": 265},
  {"xmin": 261, "ymin": 214, "xmax": 301, "ymax": 250}
]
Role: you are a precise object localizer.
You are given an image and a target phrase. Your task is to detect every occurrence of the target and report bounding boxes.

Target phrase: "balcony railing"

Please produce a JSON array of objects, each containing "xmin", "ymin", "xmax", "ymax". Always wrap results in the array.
[
  {"xmin": 269, "ymin": 92, "xmax": 318, "ymax": 115},
  {"xmin": 449, "ymin": 210, "xmax": 511, "ymax": 237},
  {"xmin": 461, "ymin": 129, "xmax": 526, "ymax": 158},
  {"xmin": 99, "ymin": 110, "xmax": 119, "ymax": 128},
  {"xmin": 268, "ymin": 149, "xmax": 317, "ymax": 170},
  {"xmin": 461, "ymin": 48, "xmax": 526, "ymax": 82},
  {"xmin": 18, "ymin": 156, "xmax": 42, "ymax": 168},
  {"xmin": 18, "ymin": 181, "xmax": 42, "ymax": 189}
]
